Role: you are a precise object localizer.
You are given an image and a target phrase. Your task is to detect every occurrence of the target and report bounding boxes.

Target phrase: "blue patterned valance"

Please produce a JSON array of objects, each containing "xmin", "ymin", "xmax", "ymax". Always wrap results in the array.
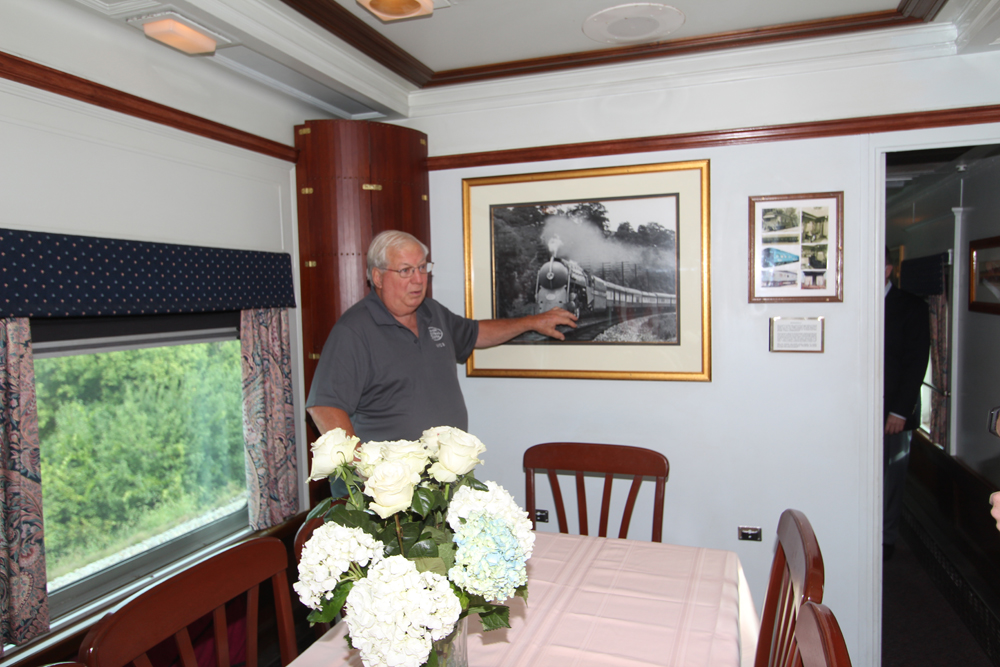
[{"xmin": 1, "ymin": 228, "xmax": 296, "ymax": 318}]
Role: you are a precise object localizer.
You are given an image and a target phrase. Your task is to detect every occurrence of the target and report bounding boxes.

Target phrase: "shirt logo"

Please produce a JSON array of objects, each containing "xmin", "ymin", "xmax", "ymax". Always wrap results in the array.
[{"xmin": 428, "ymin": 326, "xmax": 444, "ymax": 342}]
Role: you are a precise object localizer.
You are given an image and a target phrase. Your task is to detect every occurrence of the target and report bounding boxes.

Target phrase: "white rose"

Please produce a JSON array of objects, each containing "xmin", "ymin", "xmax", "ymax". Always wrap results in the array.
[
  {"xmin": 419, "ymin": 426, "xmax": 451, "ymax": 456},
  {"xmin": 307, "ymin": 428, "xmax": 360, "ymax": 481},
  {"xmin": 355, "ymin": 441, "xmax": 387, "ymax": 478},
  {"xmin": 429, "ymin": 428, "xmax": 486, "ymax": 482},
  {"xmin": 365, "ymin": 461, "xmax": 420, "ymax": 519},
  {"xmin": 381, "ymin": 439, "xmax": 431, "ymax": 476}
]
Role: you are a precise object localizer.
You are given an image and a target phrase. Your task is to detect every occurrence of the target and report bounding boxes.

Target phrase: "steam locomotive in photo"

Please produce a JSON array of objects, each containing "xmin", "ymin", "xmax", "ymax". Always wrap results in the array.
[{"xmin": 534, "ymin": 257, "xmax": 675, "ymax": 317}]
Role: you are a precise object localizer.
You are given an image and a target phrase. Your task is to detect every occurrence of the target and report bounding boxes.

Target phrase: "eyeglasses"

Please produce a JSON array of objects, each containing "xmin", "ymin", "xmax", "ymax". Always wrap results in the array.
[{"xmin": 381, "ymin": 262, "xmax": 433, "ymax": 279}]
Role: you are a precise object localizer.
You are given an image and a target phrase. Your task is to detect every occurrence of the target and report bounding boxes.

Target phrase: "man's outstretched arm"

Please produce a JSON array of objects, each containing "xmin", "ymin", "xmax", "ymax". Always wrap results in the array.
[
  {"xmin": 306, "ymin": 405, "xmax": 355, "ymax": 437},
  {"xmin": 475, "ymin": 308, "xmax": 578, "ymax": 348}
]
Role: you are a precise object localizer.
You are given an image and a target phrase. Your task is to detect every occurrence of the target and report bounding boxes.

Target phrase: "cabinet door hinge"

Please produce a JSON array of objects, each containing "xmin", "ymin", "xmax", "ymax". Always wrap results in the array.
[
  {"xmin": 298, "ymin": 127, "xmax": 311, "ymax": 135},
  {"xmin": 308, "ymin": 353, "xmax": 321, "ymax": 360},
  {"xmin": 304, "ymin": 261, "xmax": 317, "ymax": 268},
  {"xmin": 362, "ymin": 183, "xmax": 383, "ymax": 191},
  {"xmin": 301, "ymin": 187, "xmax": 314, "ymax": 195},
  {"xmin": 421, "ymin": 195, "xmax": 428, "ymax": 201}
]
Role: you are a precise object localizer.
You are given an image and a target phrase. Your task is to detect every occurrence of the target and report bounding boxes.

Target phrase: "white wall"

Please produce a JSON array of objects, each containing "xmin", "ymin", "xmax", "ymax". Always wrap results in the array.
[{"xmin": 398, "ymin": 54, "xmax": 1000, "ymax": 666}]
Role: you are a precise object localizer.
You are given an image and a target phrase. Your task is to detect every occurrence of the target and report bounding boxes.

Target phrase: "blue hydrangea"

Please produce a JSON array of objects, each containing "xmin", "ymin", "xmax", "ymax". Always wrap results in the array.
[{"xmin": 448, "ymin": 512, "xmax": 528, "ymax": 602}]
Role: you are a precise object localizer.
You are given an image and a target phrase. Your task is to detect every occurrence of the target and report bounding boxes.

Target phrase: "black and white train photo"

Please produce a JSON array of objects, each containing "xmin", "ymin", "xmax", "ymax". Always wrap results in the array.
[{"xmin": 490, "ymin": 195, "xmax": 679, "ymax": 344}]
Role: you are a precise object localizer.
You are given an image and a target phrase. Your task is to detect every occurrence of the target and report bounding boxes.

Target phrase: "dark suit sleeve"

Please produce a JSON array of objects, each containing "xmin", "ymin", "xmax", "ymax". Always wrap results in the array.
[{"xmin": 886, "ymin": 294, "xmax": 931, "ymax": 420}]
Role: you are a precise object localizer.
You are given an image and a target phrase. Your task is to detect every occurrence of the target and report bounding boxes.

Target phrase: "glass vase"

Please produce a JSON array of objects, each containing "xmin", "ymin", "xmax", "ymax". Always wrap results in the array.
[{"xmin": 431, "ymin": 616, "xmax": 468, "ymax": 667}]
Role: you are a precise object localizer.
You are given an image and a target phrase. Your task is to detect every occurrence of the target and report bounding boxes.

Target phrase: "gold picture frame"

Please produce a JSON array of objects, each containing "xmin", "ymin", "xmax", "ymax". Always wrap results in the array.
[{"xmin": 462, "ymin": 160, "xmax": 711, "ymax": 381}]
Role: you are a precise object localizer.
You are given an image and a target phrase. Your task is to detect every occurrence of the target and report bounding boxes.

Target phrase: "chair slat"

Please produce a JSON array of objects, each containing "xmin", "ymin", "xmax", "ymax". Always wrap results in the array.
[
  {"xmin": 547, "ymin": 469, "xmax": 569, "ymax": 534},
  {"xmin": 523, "ymin": 442, "xmax": 669, "ymax": 542},
  {"xmin": 133, "ymin": 654, "xmax": 154, "ymax": 667},
  {"xmin": 246, "ymin": 584, "xmax": 260, "ymax": 667},
  {"xmin": 212, "ymin": 605, "xmax": 229, "ymax": 667},
  {"xmin": 618, "ymin": 475, "xmax": 643, "ymax": 539},
  {"xmin": 599, "ymin": 472, "xmax": 614, "ymax": 538},
  {"xmin": 175, "ymin": 627, "xmax": 198, "ymax": 667}
]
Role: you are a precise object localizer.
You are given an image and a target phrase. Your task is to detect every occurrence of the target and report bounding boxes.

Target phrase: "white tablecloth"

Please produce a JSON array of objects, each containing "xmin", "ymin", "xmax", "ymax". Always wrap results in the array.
[{"xmin": 294, "ymin": 532, "xmax": 758, "ymax": 667}]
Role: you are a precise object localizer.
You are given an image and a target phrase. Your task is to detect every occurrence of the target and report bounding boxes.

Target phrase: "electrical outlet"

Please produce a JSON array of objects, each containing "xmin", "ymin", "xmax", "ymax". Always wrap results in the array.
[
  {"xmin": 738, "ymin": 526, "xmax": 762, "ymax": 541},
  {"xmin": 535, "ymin": 509, "xmax": 549, "ymax": 523}
]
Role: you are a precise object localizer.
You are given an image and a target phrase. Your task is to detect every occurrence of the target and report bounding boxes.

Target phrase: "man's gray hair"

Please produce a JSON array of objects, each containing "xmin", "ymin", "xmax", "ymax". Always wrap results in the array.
[{"xmin": 367, "ymin": 230, "xmax": 429, "ymax": 282}]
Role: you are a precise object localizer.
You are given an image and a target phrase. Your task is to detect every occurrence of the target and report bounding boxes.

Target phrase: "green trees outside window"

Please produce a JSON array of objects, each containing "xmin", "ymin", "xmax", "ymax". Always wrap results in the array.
[{"xmin": 36, "ymin": 340, "xmax": 247, "ymax": 583}]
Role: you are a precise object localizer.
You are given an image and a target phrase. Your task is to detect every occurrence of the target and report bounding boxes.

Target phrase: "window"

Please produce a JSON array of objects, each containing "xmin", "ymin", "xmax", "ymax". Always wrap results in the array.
[{"xmin": 31, "ymin": 313, "xmax": 249, "ymax": 619}]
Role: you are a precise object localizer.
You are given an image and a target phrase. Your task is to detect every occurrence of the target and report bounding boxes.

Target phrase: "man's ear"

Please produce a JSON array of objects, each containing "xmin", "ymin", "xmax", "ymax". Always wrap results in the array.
[{"xmin": 371, "ymin": 268, "xmax": 382, "ymax": 290}]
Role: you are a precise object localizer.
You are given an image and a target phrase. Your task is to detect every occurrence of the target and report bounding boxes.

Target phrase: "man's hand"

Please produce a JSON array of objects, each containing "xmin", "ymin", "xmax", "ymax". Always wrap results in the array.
[
  {"xmin": 527, "ymin": 308, "xmax": 578, "ymax": 340},
  {"xmin": 884, "ymin": 414, "xmax": 907, "ymax": 435},
  {"xmin": 475, "ymin": 308, "xmax": 578, "ymax": 348},
  {"xmin": 990, "ymin": 492, "xmax": 1000, "ymax": 532}
]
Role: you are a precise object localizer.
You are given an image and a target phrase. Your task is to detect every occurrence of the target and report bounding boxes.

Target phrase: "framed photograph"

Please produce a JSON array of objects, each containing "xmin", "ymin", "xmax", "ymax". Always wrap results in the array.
[
  {"xmin": 462, "ymin": 160, "xmax": 711, "ymax": 381},
  {"xmin": 769, "ymin": 317, "xmax": 825, "ymax": 353},
  {"xmin": 969, "ymin": 235, "xmax": 1000, "ymax": 315},
  {"xmin": 748, "ymin": 192, "xmax": 844, "ymax": 302}
]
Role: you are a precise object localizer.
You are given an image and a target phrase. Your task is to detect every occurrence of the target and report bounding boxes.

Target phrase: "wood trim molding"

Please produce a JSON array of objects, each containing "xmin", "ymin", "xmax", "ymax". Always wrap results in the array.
[
  {"xmin": 278, "ymin": 0, "xmax": 939, "ymax": 88},
  {"xmin": 427, "ymin": 10, "xmax": 922, "ymax": 87},
  {"xmin": 426, "ymin": 104, "xmax": 1000, "ymax": 171},
  {"xmin": 0, "ymin": 50, "xmax": 298, "ymax": 163},
  {"xmin": 278, "ymin": 0, "xmax": 434, "ymax": 87}
]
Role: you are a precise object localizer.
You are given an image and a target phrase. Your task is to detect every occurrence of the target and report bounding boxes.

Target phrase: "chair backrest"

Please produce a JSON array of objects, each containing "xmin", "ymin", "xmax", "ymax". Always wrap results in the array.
[
  {"xmin": 523, "ymin": 442, "xmax": 670, "ymax": 542},
  {"xmin": 77, "ymin": 537, "xmax": 297, "ymax": 667},
  {"xmin": 794, "ymin": 602, "xmax": 853, "ymax": 667},
  {"xmin": 754, "ymin": 509, "xmax": 826, "ymax": 667}
]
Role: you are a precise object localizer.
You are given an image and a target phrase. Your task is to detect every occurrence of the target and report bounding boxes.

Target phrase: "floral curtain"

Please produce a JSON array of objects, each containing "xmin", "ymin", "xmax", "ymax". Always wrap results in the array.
[
  {"xmin": 240, "ymin": 309, "xmax": 298, "ymax": 530},
  {"xmin": 928, "ymin": 292, "xmax": 950, "ymax": 447},
  {"xmin": 0, "ymin": 318, "xmax": 48, "ymax": 649}
]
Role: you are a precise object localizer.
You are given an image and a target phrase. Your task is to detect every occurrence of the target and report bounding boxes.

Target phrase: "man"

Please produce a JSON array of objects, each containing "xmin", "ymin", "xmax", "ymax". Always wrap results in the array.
[
  {"xmin": 306, "ymin": 230, "xmax": 577, "ymax": 441},
  {"xmin": 883, "ymin": 248, "xmax": 930, "ymax": 560}
]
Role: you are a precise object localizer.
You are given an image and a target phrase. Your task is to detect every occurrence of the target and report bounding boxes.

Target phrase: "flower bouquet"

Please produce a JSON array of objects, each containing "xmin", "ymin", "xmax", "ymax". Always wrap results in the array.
[{"xmin": 294, "ymin": 426, "xmax": 534, "ymax": 667}]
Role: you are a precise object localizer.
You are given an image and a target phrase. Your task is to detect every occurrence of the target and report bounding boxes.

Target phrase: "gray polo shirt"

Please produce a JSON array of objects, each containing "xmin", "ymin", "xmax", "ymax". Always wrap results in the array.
[{"xmin": 306, "ymin": 290, "xmax": 479, "ymax": 442}]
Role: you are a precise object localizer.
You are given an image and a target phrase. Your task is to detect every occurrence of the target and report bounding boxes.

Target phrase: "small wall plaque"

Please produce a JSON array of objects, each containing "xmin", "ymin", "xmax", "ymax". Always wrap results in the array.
[{"xmin": 769, "ymin": 317, "xmax": 824, "ymax": 353}]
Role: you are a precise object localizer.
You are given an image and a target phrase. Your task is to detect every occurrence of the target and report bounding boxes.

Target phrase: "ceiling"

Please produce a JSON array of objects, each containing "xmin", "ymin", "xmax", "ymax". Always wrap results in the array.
[{"xmin": 71, "ymin": 0, "xmax": 1000, "ymax": 120}]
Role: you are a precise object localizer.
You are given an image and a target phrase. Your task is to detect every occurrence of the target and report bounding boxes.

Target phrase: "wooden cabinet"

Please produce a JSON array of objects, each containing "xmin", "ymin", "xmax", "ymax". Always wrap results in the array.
[{"xmin": 294, "ymin": 119, "xmax": 430, "ymax": 446}]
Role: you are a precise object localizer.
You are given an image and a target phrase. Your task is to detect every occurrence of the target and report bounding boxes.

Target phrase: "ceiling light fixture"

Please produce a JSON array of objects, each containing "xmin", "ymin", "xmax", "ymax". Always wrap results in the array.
[
  {"xmin": 143, "ymin": 18, "xmax": 217, "ymax": 55},
  {"xmin": 583, "ymin": 3, "xmax": 685, "ymax": 45},
  {"xmin": 357, "ymin": 0, "xmax": 433, "ymax": 22}
]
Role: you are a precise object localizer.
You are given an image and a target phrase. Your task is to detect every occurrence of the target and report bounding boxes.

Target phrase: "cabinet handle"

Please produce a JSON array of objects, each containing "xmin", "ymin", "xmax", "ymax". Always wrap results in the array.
[
  {"xmin": 362, "ymin": 183, "xmax": 383, "ymax": 191},
  {"xmin": 301, "ymin": 187, "xmax": 314, "ymax": 194},
  {"xmin": 304, "ymin": 261, "xmax": 317, "ymax": 268},
  {"xmin": 308, "ymin": 353, "xmax": 321, "ymax": 360},
  {"xmin": 298, "ymin": 127, "xmax": 311, "ymax": 135}
]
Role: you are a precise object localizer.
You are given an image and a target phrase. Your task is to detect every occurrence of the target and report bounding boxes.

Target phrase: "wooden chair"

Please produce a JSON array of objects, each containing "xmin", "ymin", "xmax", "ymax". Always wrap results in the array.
[
  {"xmin": 523, "ymin": 442, "xmax": 669, "ymax": 542},
  {"xmin": 77, "ymin": 537, "xmax": 297, "ymax": 667},
  {"xmin": 754, "ymin": 509, "xmax": 826, "ymax": 667},
  {"xmin": 794, "ymin": 602, "xmax": 853, "ymax": 667}
]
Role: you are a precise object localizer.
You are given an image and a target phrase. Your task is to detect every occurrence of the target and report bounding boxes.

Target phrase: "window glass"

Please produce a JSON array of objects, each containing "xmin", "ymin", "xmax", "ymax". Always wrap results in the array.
[{"xmin": 34, "ymin": 335, "xmax": 247, "ymax": 595}]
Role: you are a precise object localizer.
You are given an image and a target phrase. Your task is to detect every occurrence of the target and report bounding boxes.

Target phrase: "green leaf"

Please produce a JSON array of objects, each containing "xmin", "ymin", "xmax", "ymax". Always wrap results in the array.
[
  {"xmin": 327, "ymin": 580, "xmax": 354, "ymax": 616},
  {"xmin": 325, "ymin": 505, "xmax": 381, "ymax": 539},
  {"xmin": 305, "ymin": 497, "xmax": 333, "ymax": 522},
  {"xmin": 436, "ymin": 541, "xmax": 456, "ymax": 571},
  {"xmin": 398, "ymin": 520, "xmax": 425, "ymax": 555},
  {"xmin": 410, "ymin": 487, "xmax": 436, "ymax": 517},
  {"xmin": 412, "ymin": 556, "xmax": 448, "ymax": 576},
  {"xmin": 408, "ymin": 535, "xmax": 440, "ymax": 558},
  {"xmin": 514, "ymin": 584, "xmax": 528, "ymax": 603},
  {"xmin": 478, "ymin": 604, "xmax": 511, "ymax": 631},
  {"xmin": 461, "ymin": 475, "xmax": 488, "ymax": 492},
  {"xmin": 424, "ymin": 648, "xmax": 439, "ymax": 667}
]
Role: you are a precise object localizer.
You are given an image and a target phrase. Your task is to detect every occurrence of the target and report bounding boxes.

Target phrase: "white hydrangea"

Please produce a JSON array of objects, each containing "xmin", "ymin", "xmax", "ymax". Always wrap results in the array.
[
  {"xmin": 293, "ymin": 523, "xmax": 384, "ymax": 610},
  {"xmin": 345, "ymin": 555, "xmax": 462, "ymax": 667},
  {"xmin": 446, "ymin": 482, "xmax": 535, "ymax": 602}
]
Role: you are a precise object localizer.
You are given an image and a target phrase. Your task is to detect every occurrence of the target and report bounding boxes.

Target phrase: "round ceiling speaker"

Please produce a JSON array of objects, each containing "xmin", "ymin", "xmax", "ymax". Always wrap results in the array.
[{"xmin": 583, "ymin": 3, "xmax": 685, "ymax": 44}]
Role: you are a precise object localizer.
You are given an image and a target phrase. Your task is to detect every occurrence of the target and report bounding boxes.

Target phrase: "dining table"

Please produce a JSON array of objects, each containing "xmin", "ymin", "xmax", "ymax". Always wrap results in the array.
[{"xmin": 292, "ymin": 531, "xmax": 759, "ymax": 667}]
